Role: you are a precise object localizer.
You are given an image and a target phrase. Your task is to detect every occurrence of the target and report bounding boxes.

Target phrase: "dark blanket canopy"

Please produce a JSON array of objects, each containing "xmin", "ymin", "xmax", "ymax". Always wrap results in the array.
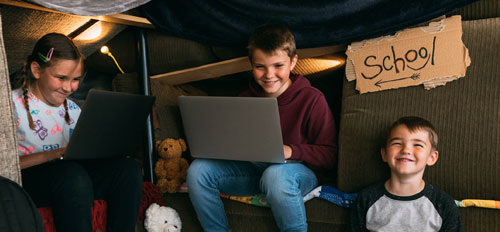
[{"xmin": 141, "ymin": 0, "xmax": 476, "ymax": 48}]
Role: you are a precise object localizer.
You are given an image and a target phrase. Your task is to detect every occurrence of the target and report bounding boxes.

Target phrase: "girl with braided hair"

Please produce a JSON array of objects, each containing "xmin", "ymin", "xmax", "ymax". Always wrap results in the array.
[{"xmin": 12, "ymin": 33, "xmax": 142, "ymax": 232}]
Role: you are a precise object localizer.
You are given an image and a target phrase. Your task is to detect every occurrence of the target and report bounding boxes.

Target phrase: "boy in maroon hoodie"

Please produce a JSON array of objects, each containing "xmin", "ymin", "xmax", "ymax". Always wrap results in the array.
[{"xmin": 186, "ymin": 24, "xmax": 337, "ymax": 232}]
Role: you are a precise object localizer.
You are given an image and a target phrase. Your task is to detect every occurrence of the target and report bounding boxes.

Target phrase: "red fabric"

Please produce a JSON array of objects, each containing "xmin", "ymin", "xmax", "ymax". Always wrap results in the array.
[
  {"xmin": 38, "ymin": 200, "xmax": 106, "ymax": 232},
  {"xmin": 37, "ymin": 182, "xmax": 163, "ymax": 231},
  {"xmin": 38, "ymin": 207, "xmax": 55, "ymax": 232},
  {"xmin": 92, "ymin": 200, "xmax": 107, "ymax": 232},
  {"xmin": 138, "ymin": 182, "xmax": 164, "ymax": 222}
]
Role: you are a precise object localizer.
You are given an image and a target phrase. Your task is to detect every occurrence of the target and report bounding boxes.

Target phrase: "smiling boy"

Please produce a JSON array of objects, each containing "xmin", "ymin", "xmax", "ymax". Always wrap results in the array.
[
  {"xmin": 350, "ymin": 116, "xmax": 462, "ymax": 232},
  {"xmin": 186, "ymin": 24, "xmax": 337, "ymax": 232}
]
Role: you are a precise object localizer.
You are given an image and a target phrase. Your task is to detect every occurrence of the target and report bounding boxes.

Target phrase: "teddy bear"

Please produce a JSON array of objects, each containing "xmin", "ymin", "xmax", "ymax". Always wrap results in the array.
[
  {"xmin": 155, "ymin": 138, "xmax": 189, "ymax": 193},
  {"xmin": 144, "ymin": 203, "xmax": 182, "ymax": 232}
]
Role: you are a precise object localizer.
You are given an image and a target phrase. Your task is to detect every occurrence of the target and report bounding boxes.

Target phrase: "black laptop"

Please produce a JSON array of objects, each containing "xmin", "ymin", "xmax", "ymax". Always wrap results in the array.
[{"xmin": 63, "ymin": 89, "xmax": 155, "ymax": 160}]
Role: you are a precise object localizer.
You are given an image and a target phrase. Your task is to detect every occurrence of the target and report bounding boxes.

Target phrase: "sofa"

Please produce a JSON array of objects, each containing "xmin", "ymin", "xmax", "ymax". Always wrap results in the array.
[
  {"xmin": 1, "ymin": 6, "xmax": 499, "ymax": 232},
  {"xmin": 157, "ymin": 16, "xmax": 500, "ymax": 231}
]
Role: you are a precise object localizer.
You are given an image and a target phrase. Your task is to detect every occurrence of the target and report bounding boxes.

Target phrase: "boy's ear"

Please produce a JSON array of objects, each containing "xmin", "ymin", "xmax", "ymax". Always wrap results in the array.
[
  {"xmin": 30, "ymin": 62, "xmax": 41, "ymax": 80},
  {"xmin": 426, "ymin": 150, "xmax": 439, "ymax": 166},
  {"xmin": 290, "ymin": 54, "xmax": 298, "ymax": 71},
  {"xmin": 381, "ymin": 147, "xmax": 388, "ymax": 162}
]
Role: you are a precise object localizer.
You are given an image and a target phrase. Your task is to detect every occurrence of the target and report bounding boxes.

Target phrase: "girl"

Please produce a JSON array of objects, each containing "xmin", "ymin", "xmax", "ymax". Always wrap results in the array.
[{"xmin": 12, "ymin": 33, "xmax": 142, "ymax": 232}]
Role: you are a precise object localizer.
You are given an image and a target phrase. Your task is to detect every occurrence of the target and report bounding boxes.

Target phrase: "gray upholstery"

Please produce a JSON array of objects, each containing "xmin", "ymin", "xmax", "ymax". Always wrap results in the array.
[{"xmin": 0, "ymin": 13, "xmax": 21, "ymax": 184}]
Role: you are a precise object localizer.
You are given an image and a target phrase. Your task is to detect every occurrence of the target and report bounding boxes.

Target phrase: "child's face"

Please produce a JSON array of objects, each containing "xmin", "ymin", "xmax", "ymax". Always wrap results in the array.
[
  {"xmin": 31, "ymin": 59, "xmax": 84, "ymax": 107},
  {"xmin": 381, "ymin": 125, "xmax": 438, "ymax": 178},
  {"xmin": 251, "ymin": 49, "xmax": 298, "ymax": 98}
]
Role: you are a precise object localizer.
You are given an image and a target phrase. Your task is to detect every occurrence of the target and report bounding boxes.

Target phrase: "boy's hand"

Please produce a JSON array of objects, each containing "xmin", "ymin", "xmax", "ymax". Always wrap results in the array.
[{"xmin": 283, "ymin": 145, "xmax": 292, "ymax": 159}]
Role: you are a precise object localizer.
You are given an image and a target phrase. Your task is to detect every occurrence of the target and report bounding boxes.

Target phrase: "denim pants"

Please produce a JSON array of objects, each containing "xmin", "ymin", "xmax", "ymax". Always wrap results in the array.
[
  {"xmin": 21, "ymin": 158, "xmax": 143, "ymax": 232},
  {"xmin": 187, "ymin": 158, "xmax": 318, "ymax": 232}
]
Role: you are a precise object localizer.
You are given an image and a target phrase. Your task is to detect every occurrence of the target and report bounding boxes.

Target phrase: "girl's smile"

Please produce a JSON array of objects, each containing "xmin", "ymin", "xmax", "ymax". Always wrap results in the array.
[{"xmin": 30, "ymin": 59, "xmax": 84, "ymax": 107}]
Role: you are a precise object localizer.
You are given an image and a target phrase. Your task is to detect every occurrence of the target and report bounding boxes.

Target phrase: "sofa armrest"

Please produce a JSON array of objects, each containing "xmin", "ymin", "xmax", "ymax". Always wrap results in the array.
[{"xmin": 0, "ymin": 11, "xmax": 21, "ymax": 185}]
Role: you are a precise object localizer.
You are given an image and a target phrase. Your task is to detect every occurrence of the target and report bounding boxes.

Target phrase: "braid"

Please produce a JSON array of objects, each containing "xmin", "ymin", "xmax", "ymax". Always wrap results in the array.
[
  {"xmin": 63, "ymin": 99, "xmax": 71, "ymax": 124},
  {"xmin": 22, "ymin": 84, "xmax": 35, "ymax": 130},
  {"xmin": 20, "ymin": 60, "xmax": 35, "ymax": 130},
  {"xmin": 21, "ymin": 33, "xmax": 83, "ymax": 129}
]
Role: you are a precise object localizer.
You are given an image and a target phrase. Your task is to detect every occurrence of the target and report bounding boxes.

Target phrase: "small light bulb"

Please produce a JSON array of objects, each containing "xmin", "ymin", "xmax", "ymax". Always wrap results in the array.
[
  {"xmin": 100, "ymin": 46, "xmax": 109, "ymax": 54},
  {"xmin": 99, "ymin": 46, "xmax": 125, "ymax": 74}
]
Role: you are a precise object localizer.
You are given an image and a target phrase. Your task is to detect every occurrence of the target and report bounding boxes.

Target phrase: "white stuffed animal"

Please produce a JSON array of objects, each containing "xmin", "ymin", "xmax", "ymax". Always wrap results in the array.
[{"xmin": 144, "ymin": 203, "xmax": 182, "ymax": 232}]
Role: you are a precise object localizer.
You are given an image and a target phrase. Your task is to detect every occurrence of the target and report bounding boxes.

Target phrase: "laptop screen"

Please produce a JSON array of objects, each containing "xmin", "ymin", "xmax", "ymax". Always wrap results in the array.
[
  {"xmin": 64, "ymin": 89, "xmax": 155, "ymax": 160},
  {"xmin": 178, "ymin": 96, "xmax": 286, "ymax": 163}
]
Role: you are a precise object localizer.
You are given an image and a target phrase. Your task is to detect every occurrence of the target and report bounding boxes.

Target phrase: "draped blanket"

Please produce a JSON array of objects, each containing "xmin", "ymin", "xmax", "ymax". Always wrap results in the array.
[
  {"xmin": 28, "ymin": 0, "xmax": 151, "ymax": 16},
  {"xmin": 141, "ymin": 0, "xmax": 476, "ymax": 48}
]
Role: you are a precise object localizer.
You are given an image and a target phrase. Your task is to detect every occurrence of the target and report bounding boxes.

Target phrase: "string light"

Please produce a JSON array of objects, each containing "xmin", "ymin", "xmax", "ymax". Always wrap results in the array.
[{"xmin": 100, "ymin": 46, "xmax": 125, "ymax": 74}]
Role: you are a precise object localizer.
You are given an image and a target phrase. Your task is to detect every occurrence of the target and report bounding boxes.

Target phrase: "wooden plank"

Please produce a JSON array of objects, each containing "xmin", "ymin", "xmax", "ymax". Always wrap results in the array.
[
  {"xmin": 0, "ymin": 0, "xmax": 154, "ymax": 28},
  {"xmin": 93, "ymin": 14, "xmax": 154, "ymax": 29},
  {"xmin": 151, "ymin": 44, "xmax": 347, "ymax": 85},
  {"xmin": 152, "ymin": 57, "xmax": 251, "ymax": 86}
]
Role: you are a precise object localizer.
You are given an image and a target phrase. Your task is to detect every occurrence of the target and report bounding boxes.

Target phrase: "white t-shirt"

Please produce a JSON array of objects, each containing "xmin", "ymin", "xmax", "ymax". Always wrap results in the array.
[{"xmin": 12, "ymin": 89, "xmax": 81, "ymax": 156}]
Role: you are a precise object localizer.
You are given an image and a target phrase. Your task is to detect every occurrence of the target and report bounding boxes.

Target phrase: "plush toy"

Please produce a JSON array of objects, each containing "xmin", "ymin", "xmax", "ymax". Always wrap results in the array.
[
  {"xmin": 144, "ymin": 203, "xmax": 182, "ymax": 232},
  {"xmin": 155, "ymin": 138, "xmax": 189, "ymax": 193}
]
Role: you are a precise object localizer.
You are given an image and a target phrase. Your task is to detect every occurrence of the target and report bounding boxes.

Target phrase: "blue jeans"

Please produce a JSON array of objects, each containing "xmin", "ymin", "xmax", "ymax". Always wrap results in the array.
[{"xmin": 187, "ymin": 159, "xmax": 318, "ymax": 232}]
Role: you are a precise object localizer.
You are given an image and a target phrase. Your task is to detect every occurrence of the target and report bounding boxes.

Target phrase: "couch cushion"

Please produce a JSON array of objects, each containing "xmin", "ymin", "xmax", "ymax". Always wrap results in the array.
[
  {"xmin": 338, "ymin": 17, "xmax": 500, "ymax": 230},
  {"xmin": 163, "ymin": 193, "xmax": 349, "ymax": 232}
]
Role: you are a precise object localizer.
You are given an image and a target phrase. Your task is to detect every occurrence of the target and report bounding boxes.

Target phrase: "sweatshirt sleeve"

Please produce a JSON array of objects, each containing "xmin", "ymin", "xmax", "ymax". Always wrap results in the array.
[{"xmin": 288, "ymin": 94, "xmax": 337, "ymax": 171}]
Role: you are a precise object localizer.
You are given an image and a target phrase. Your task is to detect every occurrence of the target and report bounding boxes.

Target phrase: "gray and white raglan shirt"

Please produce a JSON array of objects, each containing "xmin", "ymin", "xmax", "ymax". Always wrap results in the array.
[{"xmin": 349, "ymin": 182, "xmax": 462, "ymax": 232}]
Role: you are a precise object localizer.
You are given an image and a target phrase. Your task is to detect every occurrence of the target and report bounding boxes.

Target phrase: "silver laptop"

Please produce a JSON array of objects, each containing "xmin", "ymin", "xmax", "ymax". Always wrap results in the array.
[
  {"xmin": 64, "ymin": 89, "xmax": 155, "ymax": 160},
  {"xmin": 178, "ymin": 96, "xmax": 292, "ymax": 163}
]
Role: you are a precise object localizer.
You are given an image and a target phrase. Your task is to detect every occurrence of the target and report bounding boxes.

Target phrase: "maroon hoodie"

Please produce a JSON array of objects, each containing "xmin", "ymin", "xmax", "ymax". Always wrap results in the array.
[{"xmin": 240, "ymin": 74, "xmax": 337, "ymax": 180}]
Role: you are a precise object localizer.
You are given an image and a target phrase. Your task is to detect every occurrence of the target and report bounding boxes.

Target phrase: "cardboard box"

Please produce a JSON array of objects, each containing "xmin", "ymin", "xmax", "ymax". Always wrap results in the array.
[{"xmin": 345, "ymin": 15, "xmax": 471, "ymax": 94}]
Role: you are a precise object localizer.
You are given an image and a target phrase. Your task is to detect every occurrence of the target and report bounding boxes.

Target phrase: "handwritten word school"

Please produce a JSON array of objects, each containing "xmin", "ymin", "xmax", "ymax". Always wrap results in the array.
[{"xmin": 361, "ymin": 36, "xmax": 436, "ymax": 80}]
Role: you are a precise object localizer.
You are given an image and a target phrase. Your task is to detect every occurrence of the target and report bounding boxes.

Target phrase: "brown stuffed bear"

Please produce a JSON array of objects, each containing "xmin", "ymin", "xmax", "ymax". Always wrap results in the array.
[{"xmin": 154, "ymin": 138, "xmax": 189, "ymax": 193}]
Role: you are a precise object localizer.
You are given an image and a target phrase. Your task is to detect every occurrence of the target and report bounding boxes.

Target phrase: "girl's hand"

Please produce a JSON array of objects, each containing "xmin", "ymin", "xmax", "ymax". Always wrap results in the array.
[
  {"xmin": 49, "ymin": 147, "xmax": 66, "ymax": 160},
  {"xmin": 283, "ymin": 145, "xmax": 292, "ymax": 159},
  {"xmin": 19, "ymin": 147, "xmax": 66, "ymax": 169}
]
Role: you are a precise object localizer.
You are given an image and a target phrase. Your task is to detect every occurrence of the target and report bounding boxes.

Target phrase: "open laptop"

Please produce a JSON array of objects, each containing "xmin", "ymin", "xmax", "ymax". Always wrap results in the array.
[
  {"xmin": 64, "ymin": 89, "xmax": 155, "ymax": 160},
  {"xmin": 178, "ymin": 96, "xmax": 295, "ymax": 163}
]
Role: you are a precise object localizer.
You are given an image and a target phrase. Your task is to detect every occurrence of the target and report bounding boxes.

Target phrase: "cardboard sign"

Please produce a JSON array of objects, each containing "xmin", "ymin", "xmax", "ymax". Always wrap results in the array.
[{"xmin": 345, "ymin": 15, "xmax": 471, "ymax": 94}]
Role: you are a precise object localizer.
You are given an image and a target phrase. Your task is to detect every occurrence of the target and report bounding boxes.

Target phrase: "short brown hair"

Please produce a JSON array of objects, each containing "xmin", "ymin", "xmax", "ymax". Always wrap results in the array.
[
  {"xmin": 247, "ymin": 24, "xmax": 296, "ymax": 62},
  {"xmin": 386, "ymin": 116, "xmax": 438, "ymax": 150}
]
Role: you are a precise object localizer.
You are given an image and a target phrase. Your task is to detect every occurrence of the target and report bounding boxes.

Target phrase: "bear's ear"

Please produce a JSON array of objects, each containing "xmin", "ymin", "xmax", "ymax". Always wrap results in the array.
[
  {"xmin": 155, "ymin": 140, "xmax": 162, "ymax": 151},
  {"xmin": 179, "ymin": 139, "xmax": 187, "ymax": 152}
]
